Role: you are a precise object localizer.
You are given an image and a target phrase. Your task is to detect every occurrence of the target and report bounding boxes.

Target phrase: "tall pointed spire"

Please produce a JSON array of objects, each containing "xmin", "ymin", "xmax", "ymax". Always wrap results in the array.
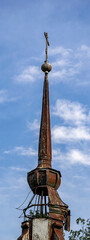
[
  {"xmin": 38, "ymin": 33, "xmax": 52, "ymax": 168},
  {"xmin": 17, "ymin": 33, "xmax": 70, "ymax": 240}
]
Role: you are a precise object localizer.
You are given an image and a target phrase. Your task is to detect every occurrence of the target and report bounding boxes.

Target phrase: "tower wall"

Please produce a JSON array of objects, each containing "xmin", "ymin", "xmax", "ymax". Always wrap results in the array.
[
  {"xmin": 17, "ymin": 219, "xmax": 65, "ymax": 240},
  {"xmin": 32, "ymin": 218, "xmax": 49, "ymax": 239}
]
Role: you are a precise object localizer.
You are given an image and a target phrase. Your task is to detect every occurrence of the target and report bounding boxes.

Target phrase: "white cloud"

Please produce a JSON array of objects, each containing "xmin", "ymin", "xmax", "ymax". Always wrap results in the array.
[
  {"xmin": 4, "ymin": 146, "xmax": 37, "ymax": 156},
  {"xmin": 26, "ymin": 100, "xmax": 90, "ymax": 144},
  {"xmin": 4, "ymin": 150, "xmax": 11, "ymax": 154},
  {"xmin": 53, "ymin": 148, "xmax": 90, "ymax": 166},
  {"xmin": 77, "ymin": 45, "xmax": 90, "ymax": 58},
  {"xmin": 15, "ymin": 44, "xmax": 90, "ymax": 85},
  {"xmin": 16, "ymin": 66, "xmax": 40, "ymax": 83},
  {"xmin": 52, "ymin": 126, "xmax": 90, "ymax": 143},
  {"xmin": 52, "ymin": 99, "xmax": 90, "ymax": 125},
  {"xmin": 81, "ymin": 45, "xmax": 90, "ymax": 51},
  {"xmin": 14, "ymin": 176, "xmax": 27, "ymax": 189},
  {"xmin": 67, "ymin": 149, "xmax": 90, "ymax": 165},
  {"xmin": 49, "ymin": 46, "xmax": 78, "ymax": 82},
  {"xmin": 0, "ymin": 90, "xmax": 7, "ymax": 103},
  {"xmin": 50, "ymin": 55, "xmax": 80, "ymax": 83},
  {"xmin": 73, "ymin": 175, "xmax": 87, "ymax": 179},
  {"xmin": 48, "ymin": 44, "xmax": 90, "ymax": 84},
  {"xmin": 14, "ymin": 146, "xmax": 37, "ymax": 156},
  {"xmin": 50, "ymin": 67, "xmax": 79, "ymax": 81},
  {"xmin": 0, "ymin": 176, "xmax": 27, "ymax": 192},
  {"xmin": 49, "ymin": 46, "xmax": 72, "ymax": 57},
  {"xmin": 51, "ymin": 69, "xmax": 67, "ymax": 79},
  {"xmin": 52, "ymin": 99, "xmax": 90, "ymax": 143},
  {"xmin": 52, "ymin": 59, "xmax": 69, "ymax": 67},
  {"xmin": 0, "ymin": 89, "xmax": 19, "ymax": 103},
  {"xmin": 27, "ymin": 119, "xmax": 39, "ymax": 131},
  {"xmin": 10, "ymin": 166, "xmax": 27, "ymax": 172},
  {"xmin": 52, "ymin": 98, "xmax": 90, "ymax": 166}
]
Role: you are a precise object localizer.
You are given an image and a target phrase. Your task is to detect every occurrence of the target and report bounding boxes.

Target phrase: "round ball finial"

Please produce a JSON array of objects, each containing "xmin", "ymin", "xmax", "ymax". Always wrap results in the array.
[{"xmin": 41, "ymin": 61, "xmax": 52, "ymax": 73}]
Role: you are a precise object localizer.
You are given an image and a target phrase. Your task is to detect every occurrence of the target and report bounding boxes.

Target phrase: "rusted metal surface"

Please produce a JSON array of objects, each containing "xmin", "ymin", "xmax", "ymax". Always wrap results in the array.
[
  {"xmin": 17, "ymin": 221, "xmax": 31, "ymax": 240},
  {"xmin": 44, "ymin": 195, "xmax": 47, "ymax": 214},
  {"xmin": 27, "ymin": 168, "xmax": 61, "ymax": 194},
  {"xmin": 38, "ymin": 72, "xmax": 52, "ymax": 168},
  {"xmin": 64, "ymin": 210, "xmax": 70, "ymax": 231},
  {"xmin": 25, "ymin": 32, "xmax": 70, "ymax": 237},
  {"xmin": 40, "ymin": 190, "xmax": 43, "ymax": 217},
  {"xmin": 53, "ymin": 228, "xmax": 65, "ymax": 240},
  {"xmin": 17, "ymin": 236, "xmax": 22, "ymax": 240},
  {"xmin": 17, "ymin": 33, "xmax": 70, "ymax": 240}
]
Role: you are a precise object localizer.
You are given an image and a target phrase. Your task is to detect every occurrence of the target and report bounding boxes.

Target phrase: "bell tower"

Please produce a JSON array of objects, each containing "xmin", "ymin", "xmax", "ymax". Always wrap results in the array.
[{"xmin": 17, "ymin": 33, "xmax": 70, "ymax": 240}]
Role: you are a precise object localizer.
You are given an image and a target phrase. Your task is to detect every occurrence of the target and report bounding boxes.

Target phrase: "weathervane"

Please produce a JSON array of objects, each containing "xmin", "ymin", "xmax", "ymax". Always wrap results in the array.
[{"xmin": 44, "ymin": 32, "xmax": 50, "ymax": 62}]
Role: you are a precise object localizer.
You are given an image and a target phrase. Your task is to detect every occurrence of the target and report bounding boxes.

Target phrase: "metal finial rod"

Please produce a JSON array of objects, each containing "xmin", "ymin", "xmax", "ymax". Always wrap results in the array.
[{"xmin": 44, "ymin": 32, "xmax": 50, "ymax": 62}]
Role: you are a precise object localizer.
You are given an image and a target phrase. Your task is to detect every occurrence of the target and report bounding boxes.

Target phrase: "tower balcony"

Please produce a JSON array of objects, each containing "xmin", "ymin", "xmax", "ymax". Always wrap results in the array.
[{"xmin": 27, "ymin": 167, "xmax": 61, "ymax": 195}]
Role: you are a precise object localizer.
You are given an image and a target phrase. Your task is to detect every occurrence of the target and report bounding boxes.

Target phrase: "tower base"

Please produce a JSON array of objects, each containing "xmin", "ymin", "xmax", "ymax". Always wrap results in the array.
[{"xmin": 17, "ymin": 218, "xmax": 65, "ymax": 240}]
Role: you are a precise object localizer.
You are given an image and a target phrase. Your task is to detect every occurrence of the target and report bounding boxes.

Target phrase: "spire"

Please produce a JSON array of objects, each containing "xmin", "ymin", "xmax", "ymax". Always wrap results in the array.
[
  {"xmin": 38, "ymin": 33, "xmax": 52, "ymax": 168},
  {"xmin": 17, "ymin": 33, "xmax": 70, "ymax": 240}
]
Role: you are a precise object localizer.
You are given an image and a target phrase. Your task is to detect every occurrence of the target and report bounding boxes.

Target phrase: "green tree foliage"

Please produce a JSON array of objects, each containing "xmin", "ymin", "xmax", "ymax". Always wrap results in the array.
[{"xmin": 69, "ymin": 218, "xmax": 90, "ymax": 240}]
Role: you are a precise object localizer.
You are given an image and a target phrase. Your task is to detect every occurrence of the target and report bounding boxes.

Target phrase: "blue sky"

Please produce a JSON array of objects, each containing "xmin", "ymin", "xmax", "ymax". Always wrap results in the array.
[{"xmin": 0, "ymin": 0, "xmax": 90, "ymax": 239}]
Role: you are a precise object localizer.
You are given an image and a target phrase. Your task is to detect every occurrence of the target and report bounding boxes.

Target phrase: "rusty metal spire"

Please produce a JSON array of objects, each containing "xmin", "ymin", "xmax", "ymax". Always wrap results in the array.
[
  {"xmin": 18, "ymin": 33, "xmax": 70, "ymax": 240},
  {"xmin": 38, "ymin": 33, "xmax": 52, "ymax": 168}
]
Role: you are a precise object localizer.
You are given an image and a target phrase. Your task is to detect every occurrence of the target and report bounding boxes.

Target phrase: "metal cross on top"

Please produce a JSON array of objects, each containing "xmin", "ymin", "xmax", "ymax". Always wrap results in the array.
[{"xmin": 44, "ymin": 32, "xmax": 50, "ymax": 62}]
